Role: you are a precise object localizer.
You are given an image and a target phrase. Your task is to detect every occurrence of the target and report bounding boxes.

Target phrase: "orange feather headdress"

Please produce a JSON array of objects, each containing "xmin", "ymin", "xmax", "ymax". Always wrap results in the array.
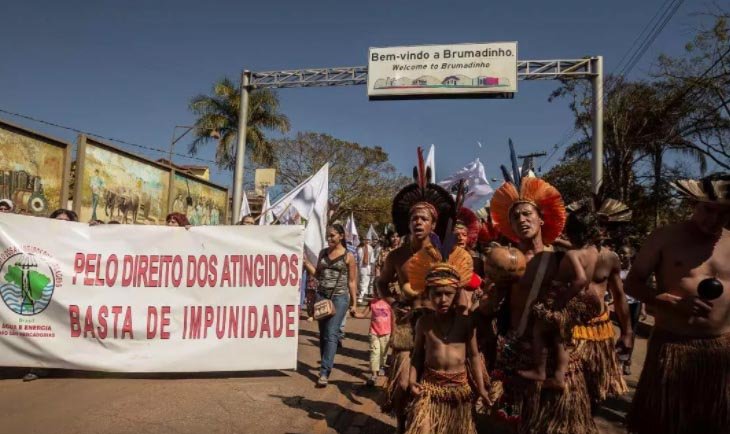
[
  {"xmin": 490, "ymin": 177, "xmax": 566, "ymax": 245},
  {"xmin": 401, "ymin": 245, "xmax": 474, "ymax": 297}
]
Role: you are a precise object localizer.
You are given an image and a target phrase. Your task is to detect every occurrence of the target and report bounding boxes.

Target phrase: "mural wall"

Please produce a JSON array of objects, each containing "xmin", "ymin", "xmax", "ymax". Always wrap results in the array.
[
  {"xmin": 77, "ymin": 139, "xmax": 170, "ymax": 224},
  {"xmin": 0, "ymin": 122, "xmax": 69, "ymax": 215},
  {"xmin": 171, "ymin": 173, "xmax": 227, "ymax": 225}
]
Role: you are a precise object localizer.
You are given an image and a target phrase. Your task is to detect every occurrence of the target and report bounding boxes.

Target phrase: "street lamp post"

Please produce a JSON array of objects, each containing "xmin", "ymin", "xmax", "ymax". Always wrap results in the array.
[{"xmin": 233, "ymin": 70, "xmax": 252, "ymax": 223}]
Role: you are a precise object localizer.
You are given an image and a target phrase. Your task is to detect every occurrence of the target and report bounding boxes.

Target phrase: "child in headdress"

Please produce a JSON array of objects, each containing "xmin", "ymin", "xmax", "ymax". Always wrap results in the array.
[{"xmin": 406, "ymin": 257, "xmax": 493, "ymax": 434}]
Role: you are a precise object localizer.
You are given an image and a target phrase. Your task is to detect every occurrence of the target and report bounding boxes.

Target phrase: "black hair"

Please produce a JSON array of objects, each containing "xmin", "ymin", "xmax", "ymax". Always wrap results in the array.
[
  {"xmin": 565, "ymin": 208, "xmax": 600, "ymax": 247},
  {"xmin": 383, "ymin": 230, "xmax": 398, "ymax": 249},
  {"xmin": 328, "ymin": 223, "xmax": 347, "ymax": 248},
  {"xmin": 508, "ymin": 202, "xmax": 543, "ymax": 221},
  {"xmin": 49, "ymin": 209, "xmax": 78, "ymax": 222}
]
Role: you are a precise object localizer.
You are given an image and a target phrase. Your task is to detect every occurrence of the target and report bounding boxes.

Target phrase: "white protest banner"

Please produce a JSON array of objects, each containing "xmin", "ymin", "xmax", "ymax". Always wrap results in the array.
[
  {"xmin": 0, "ymin": 213, "xmax": 304, "ymax": 372},
  {"xmin": 368, "ymin": 42, "xmax": 517, "ymax": 99}
]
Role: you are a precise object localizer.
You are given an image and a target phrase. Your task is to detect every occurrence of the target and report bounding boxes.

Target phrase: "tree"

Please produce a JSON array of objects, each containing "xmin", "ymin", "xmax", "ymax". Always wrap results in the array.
[
  {"xmin": 272, "ymin": 132, "xmax": 410, "ymax": 232},
  {"xmin": 550, "ymin": 77, "xmax": 659, "ymax": 203},
  {"xmin": 542, "ymin": 159, "xmax": 592, "ymax": 206},
  {"xmin": 550, "ymin": 10, "xmax": 729, "ymax": 229},
  {"xmin": 654, "ymin": 11, "xmax": 730, "ymax": 170},
  {"xmin": 188, "ymin": 77, "xmax": 291, "ymax": 169}
]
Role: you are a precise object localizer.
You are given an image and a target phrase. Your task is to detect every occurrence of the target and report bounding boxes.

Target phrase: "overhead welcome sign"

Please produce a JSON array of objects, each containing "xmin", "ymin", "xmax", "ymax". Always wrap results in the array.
[
  {"xmin": 368, "ymin": 42, "xmax": 518, "ymax": 99},
  {"xmin": 0, "ymin": 213, "xmax": 303, "ymax": 372}
]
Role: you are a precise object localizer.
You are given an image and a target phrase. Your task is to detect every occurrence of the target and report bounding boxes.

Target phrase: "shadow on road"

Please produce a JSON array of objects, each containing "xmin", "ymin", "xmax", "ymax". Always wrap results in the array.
[
  {"xmin": 297, "ymin": 358, "xmax": 384, "ymax": 408},
  {"xmin": 273, "ymin": 394, "xmax": 394, "ymax": 434}
]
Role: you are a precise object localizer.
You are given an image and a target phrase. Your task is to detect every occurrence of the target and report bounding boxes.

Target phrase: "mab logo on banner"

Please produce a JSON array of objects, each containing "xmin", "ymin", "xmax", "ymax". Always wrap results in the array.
[{"xmin": 0, "ymin": 247, "xmax": 61, "ymax": 316}]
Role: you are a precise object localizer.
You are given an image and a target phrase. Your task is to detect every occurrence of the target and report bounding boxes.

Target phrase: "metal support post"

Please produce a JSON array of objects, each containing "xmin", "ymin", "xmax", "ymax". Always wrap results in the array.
[
  {"xmin": 233, "ymin": 70, "xmax": 251, "ymax": 222},
  {"xmin": 591, "ymin": 56, "xmax": 604, "ymax": 194}
]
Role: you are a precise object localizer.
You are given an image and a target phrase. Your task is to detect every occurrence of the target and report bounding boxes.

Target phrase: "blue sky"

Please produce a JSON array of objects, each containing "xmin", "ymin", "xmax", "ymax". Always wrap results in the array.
[{"xmin": 0, "ymin": 0, "xmax": 711, "ymax": 195}]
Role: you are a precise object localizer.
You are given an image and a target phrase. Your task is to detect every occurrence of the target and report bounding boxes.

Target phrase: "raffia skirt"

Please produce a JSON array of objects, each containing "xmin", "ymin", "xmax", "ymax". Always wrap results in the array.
[
  {"xmin": 519, "ymin": 356, "xmax": 598, "ymax": 434},
  {"xmin": 485, "ymin": 333, "xmax": 597, "ymax": 434},
  {"xmin": 405, "ymin": 368, "xmax": 477, "ymax": 434},
  {"xmin": 627, "ymin": 330, "xmax": 730, "ymax": 434},
  {"xmin": 382, "ymin": 313, "xmax": 415, "ymax": 415},
  {"xmin": 572, "ymin": 310, "xmax": 628, "ymax": 404}
]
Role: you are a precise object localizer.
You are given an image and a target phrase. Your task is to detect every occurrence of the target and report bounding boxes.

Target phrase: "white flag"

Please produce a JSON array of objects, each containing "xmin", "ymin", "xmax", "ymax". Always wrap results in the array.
[
  {"xmin": 365, "ymin": 224, "xmax": 377, "ymax": 241},
  {"xmin": 438, "ymin": 158, "xmax": 494, "ymax": 210},
  {"xmin": 269, "ymin": 163, "xmax": 329, "ymax": 263},
  {"xmin": 425, "ymin": 144, "xmax": 436, "ymax": 183},
  {"xmin": 345, "ymin": 213, "xmax": 359, "ymax": 247},
  {"xmin": 259, "ymin": 192, "xmax": 274, "ymax": 225},
  {"xmin": 238, "ymin": 190, "xmax": 251, "ymax": 222}
]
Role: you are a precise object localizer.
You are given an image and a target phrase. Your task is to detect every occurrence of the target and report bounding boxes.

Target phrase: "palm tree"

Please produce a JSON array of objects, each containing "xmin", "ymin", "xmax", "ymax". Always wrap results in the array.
[{"xmin": 188, "ymin": 77, "xmax": 290, "ymax": 169}]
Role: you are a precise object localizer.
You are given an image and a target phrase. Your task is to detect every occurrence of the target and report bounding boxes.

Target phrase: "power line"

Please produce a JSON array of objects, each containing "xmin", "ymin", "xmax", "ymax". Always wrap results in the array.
[
  {"xmin": 547, "ymin": 0, "xmax": 688, "ymax": 170},
  {"xmin": 0, "ymin": 107, "xmax": 223, "ymax": 166},
  {"xmin": 613, "ymin": 0, "xmax": 677, "ymax": 74},
  {"xmin": 617, "ymin": 0, "xmax": 685, "ymax": 78}
]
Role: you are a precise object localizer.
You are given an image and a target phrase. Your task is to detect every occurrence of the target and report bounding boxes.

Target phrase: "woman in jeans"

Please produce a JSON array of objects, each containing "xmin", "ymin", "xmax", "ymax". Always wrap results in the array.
[{"xmin": 303, "ymin": 224, "xmax": 358, "ymax": 387}]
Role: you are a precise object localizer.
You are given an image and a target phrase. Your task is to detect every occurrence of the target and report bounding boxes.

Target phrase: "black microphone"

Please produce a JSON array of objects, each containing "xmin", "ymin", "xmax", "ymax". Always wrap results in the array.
[{"xmin": 698, "ymin": 277, "xmax": 724, "ymax": 301}]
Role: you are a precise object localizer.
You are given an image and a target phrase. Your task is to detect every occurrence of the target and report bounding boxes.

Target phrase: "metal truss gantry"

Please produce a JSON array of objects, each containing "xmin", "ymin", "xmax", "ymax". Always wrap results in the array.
[
  {"xmin": 249, "ymin": 58, "xmax": 598, "ymax": 89},
  {"xmin": 231, "ymin": 57, "xmax": 604, "ymax": 221}
]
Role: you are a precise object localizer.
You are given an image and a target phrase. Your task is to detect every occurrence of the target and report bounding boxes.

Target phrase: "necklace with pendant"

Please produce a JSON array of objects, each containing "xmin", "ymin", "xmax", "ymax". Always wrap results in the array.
[{"xmin": 435, "ymin": 315, "xmax": 455, "ymax": 342}]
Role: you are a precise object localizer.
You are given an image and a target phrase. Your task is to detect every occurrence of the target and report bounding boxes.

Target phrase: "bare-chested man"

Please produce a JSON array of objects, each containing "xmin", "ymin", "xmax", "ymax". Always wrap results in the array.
[
  {"xmin": 379, "ymin": 192, "xmax": 454, "ymax": 433},
  {"xmin": 481, "ymin": 177, "xmax": 598, "ymax": 434},
  {"xmin": 566, "ymin": 212, "xmax": 632, "ymax": 406},
  {"xmin": 626, "ymin": 174, "xmax": 730, "ymax": 434}
]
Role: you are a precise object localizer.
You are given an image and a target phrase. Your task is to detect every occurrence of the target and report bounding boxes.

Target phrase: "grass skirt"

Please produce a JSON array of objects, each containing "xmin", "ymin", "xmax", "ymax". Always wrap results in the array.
[
  {"xmin": 627, "ymin": 330, "xmax": 730, "ymax": 434},
  {"xmin": 572, "ymin": 311, "xmax": 628, "ymax": 404},
  {"xmin": 519, "ymin": 356, "xmax": 598, "ymax": 434},
  {"xmin": 405, "ymin": 368, "xmax": 477, "ymax": 434},
  {"xmin": 485, "ymin": 333, "xmax": 597, "ymax": 434},
  {"xmin": 382, "ymin": 350, "xmax": 411, "ymax": 414}
]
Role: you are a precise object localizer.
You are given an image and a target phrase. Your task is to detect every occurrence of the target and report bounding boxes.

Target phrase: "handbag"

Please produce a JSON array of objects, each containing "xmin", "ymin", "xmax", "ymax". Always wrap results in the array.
[{"xmin": 313, "ymin": 252, "xmax": 345, "ymax": 321}]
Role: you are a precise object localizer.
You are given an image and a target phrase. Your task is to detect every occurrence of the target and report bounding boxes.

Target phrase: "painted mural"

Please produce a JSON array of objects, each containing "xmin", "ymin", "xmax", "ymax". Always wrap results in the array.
[
  {"xmin": 79, "ymin": 142, "xmax": 169, "ymax": 224},
  {"xmin": 171, "ymin": 173, "xmax": 227, "ymax": 225},
  {"xmin": 0, "ymin": 124, "xmax": 67, "ymax": 215}
]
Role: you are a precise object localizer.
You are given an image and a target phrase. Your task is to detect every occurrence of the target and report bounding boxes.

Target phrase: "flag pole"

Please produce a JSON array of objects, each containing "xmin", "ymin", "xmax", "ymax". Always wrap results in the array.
[{"xmin": 271, "ymin": 202, "xmax": 294, "ymax": 225}]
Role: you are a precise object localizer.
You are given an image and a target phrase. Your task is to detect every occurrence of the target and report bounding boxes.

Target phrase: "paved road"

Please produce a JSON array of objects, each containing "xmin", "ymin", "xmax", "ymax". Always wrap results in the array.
[{"xmin": 0, "ymin": 313, "xmax": 648, "ymax": 433}]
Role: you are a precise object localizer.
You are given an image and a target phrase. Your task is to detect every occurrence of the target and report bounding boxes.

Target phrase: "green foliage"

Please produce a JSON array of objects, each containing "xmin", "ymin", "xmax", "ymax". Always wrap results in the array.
[
  {"xmin": 188, "ymin": 77, "xmax": 290, "ymax": 169},
  {"xmin": 273, "ymin": 132, "xmax": 410, "ymax": 232},
  {"xmin": 543, "ymin": 159, "xmax": 592, "ymax": 206},
  {"xmin": 547, "ymin": 8, "xmax": 729, "ymax": 242}
]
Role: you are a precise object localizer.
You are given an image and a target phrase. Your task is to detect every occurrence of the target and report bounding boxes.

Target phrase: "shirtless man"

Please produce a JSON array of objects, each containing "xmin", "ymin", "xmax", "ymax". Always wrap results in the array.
[
  {"xmin": 481, "ymin": 177, "xmax": 597, "ymax": 434},
  {"xmin": 571, "ymin": 240, "xmax": 631, "ymax": 406},
  {"xmin": 378, "ymin": 202, "xmax": 447, "ymax": 433},
  {"xmin": 625, "ymin": 174, "xmax": 730, "ymax": 434}
]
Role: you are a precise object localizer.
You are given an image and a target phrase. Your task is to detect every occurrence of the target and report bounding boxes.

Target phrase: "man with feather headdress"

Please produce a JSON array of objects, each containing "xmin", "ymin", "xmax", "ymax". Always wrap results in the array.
[
  {"xmin": 480, "ymin": 172, "xmax": 598, "ymax": 434},
  {"xmin": 625, "ymin": 173, "xmax": 730, "ymax": 434},
  {"xmin": 377, "ymin": 149, "xmax": 458, "ymax": 433}
]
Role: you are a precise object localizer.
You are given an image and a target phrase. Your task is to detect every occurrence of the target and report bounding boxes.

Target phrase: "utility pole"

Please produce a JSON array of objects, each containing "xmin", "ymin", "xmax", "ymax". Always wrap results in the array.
[
  {"xmin": 517, "ymin": 152, "xmax": 547, "ymax": 175},
  {"xmin": 233, "ymin": 70, "xmax": 251, "ymax": 223}
]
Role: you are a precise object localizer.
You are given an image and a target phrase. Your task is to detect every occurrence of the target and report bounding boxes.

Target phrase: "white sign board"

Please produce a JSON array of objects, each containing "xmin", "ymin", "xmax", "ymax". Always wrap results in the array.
[
  {"xmin": 368, "ymin": 42, "xmax": 518, "ymax": 99},
  {"xmin": 0, "ymin": 213, "xmax": 304, "ymax": 372}
]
